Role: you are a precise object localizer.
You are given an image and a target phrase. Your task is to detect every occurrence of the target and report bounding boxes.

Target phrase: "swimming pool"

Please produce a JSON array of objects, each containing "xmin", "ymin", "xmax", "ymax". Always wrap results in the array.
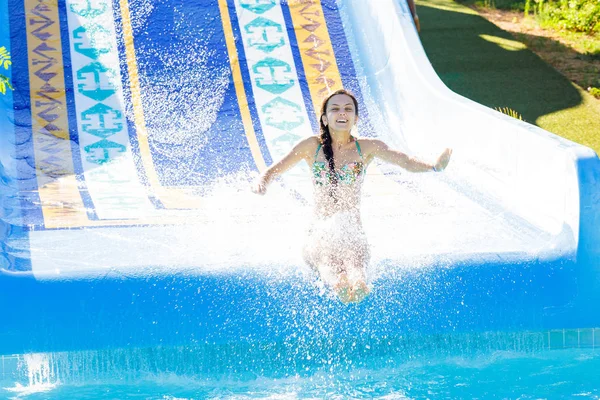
[{"xmin": 3, "ymin": 330, "xmax": 600, "ymax": 399}]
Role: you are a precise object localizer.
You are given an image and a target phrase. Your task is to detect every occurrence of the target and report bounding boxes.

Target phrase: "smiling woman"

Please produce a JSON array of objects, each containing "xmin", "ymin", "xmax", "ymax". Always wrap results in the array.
[{"xmin": 252, "ymin": 89, "xmax": 452, "ymax": 304}]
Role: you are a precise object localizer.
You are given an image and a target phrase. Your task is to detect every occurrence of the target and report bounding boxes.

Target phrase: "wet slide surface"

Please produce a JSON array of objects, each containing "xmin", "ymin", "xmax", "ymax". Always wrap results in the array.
[{"xmin": 1, "ymin": 0, "xmax": 377, "ymax": 275}]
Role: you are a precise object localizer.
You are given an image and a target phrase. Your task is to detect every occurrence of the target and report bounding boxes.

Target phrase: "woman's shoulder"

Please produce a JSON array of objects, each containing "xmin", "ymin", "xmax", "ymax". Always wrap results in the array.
[
  {"xmin": 296, "ymin": 135, "xmax": 321, "ymax": 149},
  {"xmin": 287, "ymin": 135, "xmax": 321, "ymax": 157},
  {"xmin": 307, "ymin": 135, "xmax": 321, "ymax": 144},
  {"xmin": 355, "ymin": 137, "xmax": 384, "ymax": 144},
  {"xmin": 355, "ymin": 137, "xmax": 387, "ymax": 151}
]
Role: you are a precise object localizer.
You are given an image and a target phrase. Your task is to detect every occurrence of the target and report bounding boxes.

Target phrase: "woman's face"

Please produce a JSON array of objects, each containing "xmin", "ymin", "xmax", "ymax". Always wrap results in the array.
[{"xmin": 322, "ymin": 94, "xmax": 357, "ymax": 132}]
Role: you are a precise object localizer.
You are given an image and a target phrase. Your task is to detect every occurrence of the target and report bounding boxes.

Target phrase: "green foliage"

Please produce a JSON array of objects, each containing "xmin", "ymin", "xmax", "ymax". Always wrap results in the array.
[
  {"xmin": 457, "ymin": 0, "xmax": 600, "ymax": 32},
  {"xmin": 589, "ymin": 87, "xmax": 600, "ymax": 99},
  {"xmin": 468, "ymin": 0, "xmax": 528, "ymax": 11},
  {"xmin": 0, "ymin": 46, "xmax": 12, "ymax": 95},
  {"xmin": 495, "ymin": 107, "xmax": 524, "ymax": 120},
  {"xmin": 525, "ymin": 0, "xmax": 600, "ymax": 33}
]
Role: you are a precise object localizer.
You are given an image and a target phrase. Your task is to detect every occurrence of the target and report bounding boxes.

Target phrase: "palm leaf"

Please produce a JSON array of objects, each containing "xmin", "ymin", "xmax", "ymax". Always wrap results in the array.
[
  {"xmin": 0, "ymin": 47, "xmax": 11, "ymax": 73},
  {"xmin": 0, "ymin": 46, "xmax": 9, "ymax": 61},
  {"xmin": 495, "ymin": 107, "xmax": 524, "ymax": 121},
  {"xmin": 0, "ymin": 75, "xmax": 13, "ymax": 94}
]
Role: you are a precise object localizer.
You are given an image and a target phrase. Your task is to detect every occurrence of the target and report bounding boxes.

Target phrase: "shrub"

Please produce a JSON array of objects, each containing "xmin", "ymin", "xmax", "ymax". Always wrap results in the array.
[{"xmin": 527, "ymin": 0, "xmax": 600, "ymax": 33}]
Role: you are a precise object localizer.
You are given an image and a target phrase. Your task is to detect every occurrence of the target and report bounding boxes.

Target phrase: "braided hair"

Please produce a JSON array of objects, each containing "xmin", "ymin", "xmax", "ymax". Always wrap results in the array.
[{"xmin": 319, "ymin": 89, "xmax": 359, "ymax": 197}]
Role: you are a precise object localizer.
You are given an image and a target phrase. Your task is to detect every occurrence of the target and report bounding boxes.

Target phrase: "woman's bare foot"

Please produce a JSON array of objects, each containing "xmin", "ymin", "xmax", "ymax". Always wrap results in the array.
[
  {"xmin": 333, "ymin": 274, "xmax": 353, "ymax": 304},
  {"xmin": 352, "ymin": 280, "xmax": 370, "ymax": 303}
]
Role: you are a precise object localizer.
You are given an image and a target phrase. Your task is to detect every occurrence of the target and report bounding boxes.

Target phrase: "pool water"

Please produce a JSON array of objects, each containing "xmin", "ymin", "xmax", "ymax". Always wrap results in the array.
[{"xmin": 2, "ymin": 333, "xmax": 600, "ymax": 399}]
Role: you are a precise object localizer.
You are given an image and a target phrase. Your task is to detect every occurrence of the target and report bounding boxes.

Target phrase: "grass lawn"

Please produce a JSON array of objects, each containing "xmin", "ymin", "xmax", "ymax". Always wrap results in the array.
[{"xmin": 417, "ymin": 0, "xmax": 600, "ymax": 155}]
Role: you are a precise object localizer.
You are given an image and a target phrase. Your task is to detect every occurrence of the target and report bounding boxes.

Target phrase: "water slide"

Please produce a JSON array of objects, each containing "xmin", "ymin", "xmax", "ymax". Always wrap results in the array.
[{"xmin": 1, "ymin": 0, "xmax": 599, "ymax": 356}]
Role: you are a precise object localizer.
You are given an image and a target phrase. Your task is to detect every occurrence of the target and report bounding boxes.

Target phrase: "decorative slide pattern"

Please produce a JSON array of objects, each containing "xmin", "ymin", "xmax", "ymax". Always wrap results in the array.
[
  {"xmin": 64, "ymin": 0, "xmax": 155, "ymax": 220},
  {"xmin": 287, "ymin": 0, "xmax": 343, "ymax": 119},
  {"xmin": 233, "ymin": 0, "xmax": 314, "ymax": 162},
  {"xmin": 22, "ymin": 0, "xmax": 352, "ymax": 228},
  {"xmin": 24, "ymin": 0, "xmax": 88, "ymax": 228}
]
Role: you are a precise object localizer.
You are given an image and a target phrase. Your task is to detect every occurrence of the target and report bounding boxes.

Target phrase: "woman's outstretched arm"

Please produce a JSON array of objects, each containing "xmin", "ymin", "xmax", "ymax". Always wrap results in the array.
[
  {"xmin": 361, "ymin": 139, "xmax": 452, "ymax": 173},
  {"xmin": 252, "ymin": 136, "xmax": 318, "ymax": 195}
]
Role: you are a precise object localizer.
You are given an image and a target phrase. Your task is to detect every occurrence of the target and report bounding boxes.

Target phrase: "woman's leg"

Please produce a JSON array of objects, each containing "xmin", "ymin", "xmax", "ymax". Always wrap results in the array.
[
  {"xmin": 342, "ymin": 236, "xmax": 371, "ymax": 303},
  {"xmin": 303, "ymin": 218, "xmax": 370, "ymax": 303},
  {"xmin": 304, "ymin": 243, "xmax": 355, "ymax": 303},
  {"xmin": 332, "ymin": 272, "xmax": 354, "ymax": 303}
]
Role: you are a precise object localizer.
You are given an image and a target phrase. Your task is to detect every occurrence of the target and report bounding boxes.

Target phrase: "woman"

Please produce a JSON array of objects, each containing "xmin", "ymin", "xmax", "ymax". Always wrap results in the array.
[{"xmin": 252, "ymin": 89, "xmax": 452, "ymax": 304}]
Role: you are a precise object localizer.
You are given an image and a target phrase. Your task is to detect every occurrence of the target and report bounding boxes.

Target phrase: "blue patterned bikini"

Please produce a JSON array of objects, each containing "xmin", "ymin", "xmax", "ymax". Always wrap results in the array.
[{"xmin": 312, "ymin": 140, "xmax": 365, "ymax": 185}]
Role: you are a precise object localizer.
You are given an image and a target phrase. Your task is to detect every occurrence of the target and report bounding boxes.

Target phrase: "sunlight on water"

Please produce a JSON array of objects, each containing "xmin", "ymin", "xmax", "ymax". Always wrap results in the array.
[
  {"xmin": 128, "ymin": 0, "xmax": 155, "ymax": 32},
  {"xmin": 3, "ymin": 354, "xmax": 58, "ymax": 399}
]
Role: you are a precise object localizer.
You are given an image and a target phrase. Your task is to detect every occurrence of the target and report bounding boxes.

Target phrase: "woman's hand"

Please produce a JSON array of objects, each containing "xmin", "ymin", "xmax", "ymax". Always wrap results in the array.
[
  {"xmin": 251, "ymin": 175, "xmax": 268, "ymax": 195},
  {"xmin": 434, "ymin": 148, "xmax": 452, "ymax": 172}
]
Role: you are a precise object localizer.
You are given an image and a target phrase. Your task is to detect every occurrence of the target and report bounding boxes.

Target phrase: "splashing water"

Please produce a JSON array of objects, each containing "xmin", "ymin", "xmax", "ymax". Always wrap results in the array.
[
  {"xmin": 114, "ymin": 3, "xmax": 231, "ymax": 186},
  {"xmin": 138, "ymin": 45, "xmax": 229, "ymax": 151},
  {"xmin": 3, "ymin": 354, "xmax": 58, "ymax": 398},
  {"xmin": 131, "ymin": 42, "xmax": 230, "ymax": 186},
  {"xmin": 128, "ymin": 0, "xmax": 155, "ymax": 33}
]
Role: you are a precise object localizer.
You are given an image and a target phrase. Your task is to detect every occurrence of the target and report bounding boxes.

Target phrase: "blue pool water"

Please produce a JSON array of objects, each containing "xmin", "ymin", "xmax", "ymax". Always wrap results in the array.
[{"xmin": 3, "ymin": 333, "xmax": 600, "ymax": 399}]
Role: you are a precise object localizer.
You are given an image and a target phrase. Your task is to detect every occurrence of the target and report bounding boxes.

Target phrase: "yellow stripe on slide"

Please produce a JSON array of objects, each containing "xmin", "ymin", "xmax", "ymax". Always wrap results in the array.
[
  {"xmin": 287, "ymin": 0, "xmax": 343, "ymax": 120},
  {"xmin": 118, "ymin": 0, "xmax": 161, "ymax": 190},
  {"xmin": 24, "ymin": 0, "xmax": 89, "ymax": 229},
  {"xmin": 217, "ymin": 0, "xmax": 267, "ymax": 172}
]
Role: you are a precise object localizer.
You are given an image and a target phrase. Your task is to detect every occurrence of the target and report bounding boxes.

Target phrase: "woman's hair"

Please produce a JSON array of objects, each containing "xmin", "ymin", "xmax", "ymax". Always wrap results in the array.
[{"xmin": 319, "ymin": 89, "xmax": 359, "ymax": 192}]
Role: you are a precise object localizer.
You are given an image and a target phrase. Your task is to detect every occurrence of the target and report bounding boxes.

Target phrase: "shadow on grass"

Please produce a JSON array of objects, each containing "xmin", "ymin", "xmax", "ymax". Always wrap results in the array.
[
  {"xmin": 417, "ymin": 0, "xmax": 583, "ymax": 124},
  {"xmin": 509, "ymin": 30, "xmax": 600, "ymax": 88}
]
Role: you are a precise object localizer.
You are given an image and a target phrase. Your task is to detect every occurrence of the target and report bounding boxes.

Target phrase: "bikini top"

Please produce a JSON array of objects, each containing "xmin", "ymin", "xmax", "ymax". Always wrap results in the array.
[{"xmin": 312, "ymin": 140, "xmax": 365, "ymax": 186}]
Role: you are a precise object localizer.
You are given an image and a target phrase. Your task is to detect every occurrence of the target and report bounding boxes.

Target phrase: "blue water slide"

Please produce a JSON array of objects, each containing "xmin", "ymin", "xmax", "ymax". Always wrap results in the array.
[{"xmin": 0, "ymin": 0, "xmax": 599, "ymax": 356}]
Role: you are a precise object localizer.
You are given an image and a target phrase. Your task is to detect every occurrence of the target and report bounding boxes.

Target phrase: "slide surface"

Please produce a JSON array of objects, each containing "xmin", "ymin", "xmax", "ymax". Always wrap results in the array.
[{"xmin": 1, "ymin": 0, "xmax": 599, "ymax": 354}]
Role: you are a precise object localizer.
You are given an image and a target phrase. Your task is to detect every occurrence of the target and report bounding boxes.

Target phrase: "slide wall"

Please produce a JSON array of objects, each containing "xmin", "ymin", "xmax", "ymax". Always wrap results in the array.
[{"xmin": 0, "ymin": 0, "xmax": 599, "ymax": 355}]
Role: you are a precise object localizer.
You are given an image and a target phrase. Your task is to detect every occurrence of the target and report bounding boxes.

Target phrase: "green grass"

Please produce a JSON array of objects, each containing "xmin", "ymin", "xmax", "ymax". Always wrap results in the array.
[
  {"xmin": 526, "ymin": 28, "xmax": 600, "ymax": 58},
  {"xmin": 506, "ymin": 30, "xmax": 600, "ymax": 88},
  {"xmin": 454, "ymin": 0, "xmax": 600, "ymax": 56},
  {"xmin": 418, "ymin": 0, "xmax": 600, "ymax": 155}
]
